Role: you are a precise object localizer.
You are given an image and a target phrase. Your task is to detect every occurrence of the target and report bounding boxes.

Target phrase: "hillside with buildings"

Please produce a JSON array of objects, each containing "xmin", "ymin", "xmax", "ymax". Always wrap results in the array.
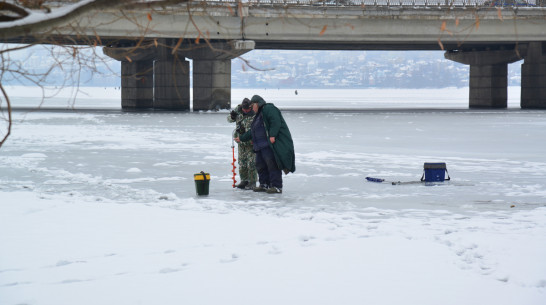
[
  {"xmin": 6, "ymin": 47, "xmax": 523, "ymax": 89},
  {"xmin": 232, "ymin": 50, "xmax": 522, "ymax": 89}
]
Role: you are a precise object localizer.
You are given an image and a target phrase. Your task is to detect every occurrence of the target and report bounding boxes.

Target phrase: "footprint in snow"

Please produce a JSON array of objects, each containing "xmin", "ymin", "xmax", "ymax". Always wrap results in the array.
[
  {"xmin": 1, "ymin": 281, "xmax": 32, "ymax": 287},
  {"xmin": 299, "ymin": 235, "xmax": 316, "ymax": 246},
  {"xmin": 55, "ymin": 260, "xmax": 73, "ymax": 267},
  {"xmin": 444, "ymin": 229, "xmax": 456, "ymax": 235},
  {"xmin": 159, "ymin": 263, "xmax": 190, "ymax": 273},
  {"xmin": 159, "ymin": 268, "xmax": 180, "ymax": 274},
  {"xmin": 55, "ymin": 260, "xmax": 86, "ymax": 267},
  {"xmin": 268, "ymin": 246, "xmax": 282, "ymax": 255},
  {"xmin": 60, "ymin": 278, "xmax": 91, "ymax": 284},
  {"xmin": 299, "ymin": 235, "xmax": 314, "ymax": 242},
  {"xmin": 497, "ymin": 275, "xmax": 510, "ymax": 283},
  {"xmin": 0, "ymin": 268, "xmax": 22, "ymax": 273},
  {"xmin": 220, "ymin": 253, "xmax": 240, "ymax": 263}
]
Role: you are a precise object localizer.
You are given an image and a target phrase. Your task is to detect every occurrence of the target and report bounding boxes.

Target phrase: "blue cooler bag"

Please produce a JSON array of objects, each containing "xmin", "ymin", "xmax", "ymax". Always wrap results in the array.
[{"xmin": 421, "ymin": 163, "xmax": 450, "ymax": 182}]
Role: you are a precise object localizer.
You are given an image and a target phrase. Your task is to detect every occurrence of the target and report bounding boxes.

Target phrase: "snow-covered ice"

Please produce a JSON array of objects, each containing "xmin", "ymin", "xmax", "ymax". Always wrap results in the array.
[{"xmin": 1, "ymin": 88, "xmax": 545, "ymax": 305}]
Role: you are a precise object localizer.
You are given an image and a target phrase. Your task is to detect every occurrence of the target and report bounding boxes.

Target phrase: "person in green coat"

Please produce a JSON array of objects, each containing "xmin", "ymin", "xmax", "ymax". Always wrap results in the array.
[{"xmin": 235, "ymin": 95, "xmax": 295, "ymax": 194}]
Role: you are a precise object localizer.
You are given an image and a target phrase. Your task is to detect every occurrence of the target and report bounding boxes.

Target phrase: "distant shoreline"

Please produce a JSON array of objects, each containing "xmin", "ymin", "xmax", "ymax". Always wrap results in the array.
[
  {"xmin": 5, "ymin": 86, "xmax": 524, "ymax": 110},
  {"xmin": 5, "ymin": 85, "xmax": 474, "ymax": 99}
]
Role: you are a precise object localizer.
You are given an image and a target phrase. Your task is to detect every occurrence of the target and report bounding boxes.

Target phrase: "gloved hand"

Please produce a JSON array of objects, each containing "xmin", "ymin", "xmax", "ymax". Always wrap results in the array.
[
  {"xmin": 236, "ymin": 126, "xmax": 246, "ymax": 135},
  {"xmin": 230, "ymin": 110, "xmax": 237, "ymax": 120}
]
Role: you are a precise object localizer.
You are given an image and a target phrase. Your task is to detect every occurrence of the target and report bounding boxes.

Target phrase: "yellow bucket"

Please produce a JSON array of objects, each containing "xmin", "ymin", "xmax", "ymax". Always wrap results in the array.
[{"xmin": 194, "ymin": 171, "xmax": 210, "ymax": 195}]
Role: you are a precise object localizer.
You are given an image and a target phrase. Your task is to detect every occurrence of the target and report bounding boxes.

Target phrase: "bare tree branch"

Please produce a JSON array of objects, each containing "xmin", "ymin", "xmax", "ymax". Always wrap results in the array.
[
  {"xmin": 0, "ymin": 1, "xmax": 29, "ymax": 22},
  {"xmin": 0, "ymin": 0, "xmax": 193, "ymax": 41},
  {"xmin": 0, "ymin": 82, "xmax": 12, "ymax": 149}
]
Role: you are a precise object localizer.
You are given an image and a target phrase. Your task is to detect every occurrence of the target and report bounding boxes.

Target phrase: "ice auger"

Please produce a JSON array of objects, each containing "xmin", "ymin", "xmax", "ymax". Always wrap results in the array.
[{"xmin": 231, "ymin": 129, "xmax": 237, "ymax": 188}]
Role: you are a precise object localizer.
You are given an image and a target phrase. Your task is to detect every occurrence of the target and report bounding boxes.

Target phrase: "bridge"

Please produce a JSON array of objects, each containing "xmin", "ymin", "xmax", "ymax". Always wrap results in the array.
[{"xmin": 5, "ymin": 0, "xmax": 546, "ymax": 110}]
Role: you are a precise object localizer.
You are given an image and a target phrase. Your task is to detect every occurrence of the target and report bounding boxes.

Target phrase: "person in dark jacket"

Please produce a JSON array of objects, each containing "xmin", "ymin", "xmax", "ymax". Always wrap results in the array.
[{"xmin": 235, "ymin": 95, "xmax": 295, "ymax": 194}]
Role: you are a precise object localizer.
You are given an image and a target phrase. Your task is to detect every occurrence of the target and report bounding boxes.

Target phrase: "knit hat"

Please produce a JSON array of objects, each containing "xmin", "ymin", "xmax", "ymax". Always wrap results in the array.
[{"xmin": 241, "ymin": 98, "xmax": 251, "ymax": 110}]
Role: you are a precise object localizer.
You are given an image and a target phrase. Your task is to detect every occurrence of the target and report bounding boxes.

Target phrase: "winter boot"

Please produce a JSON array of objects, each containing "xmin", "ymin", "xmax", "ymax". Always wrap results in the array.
[
  {"xmin": 236, "ymin": 181, "xmax": 249, "ymax": 189},
  {"xmin": 266, "ymin": 187, "xmax": 282, "ymax": 194},
  {"xmin": 245, "ymin": 181, "xmax": 257, "ymax": 190},
  {"xmin": 253, "ymin": 184, "xmax": 269, "ymax": 192}
]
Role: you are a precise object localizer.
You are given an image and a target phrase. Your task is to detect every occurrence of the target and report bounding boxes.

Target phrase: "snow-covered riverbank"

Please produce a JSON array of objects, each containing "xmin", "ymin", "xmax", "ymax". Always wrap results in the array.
[{"xmin": 1, "ymin": 89, "xmax": 545, "ymax": 305}]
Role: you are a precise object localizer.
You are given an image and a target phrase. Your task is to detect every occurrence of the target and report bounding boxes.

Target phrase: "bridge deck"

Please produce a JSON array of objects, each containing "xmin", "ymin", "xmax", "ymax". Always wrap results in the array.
[{"xmin": 4, "ymin": 0, "xmax": 546, "ymax": 50}]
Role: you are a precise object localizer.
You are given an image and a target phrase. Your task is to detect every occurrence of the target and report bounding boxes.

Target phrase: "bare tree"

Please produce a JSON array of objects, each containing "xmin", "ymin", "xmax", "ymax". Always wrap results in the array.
[
  {"xmin": 0, "ymin": 0, "xmax": 201, "ymax": 148},
  {"xmin": 0, "ymin": 0, "xmax": 278, "ymax": 148}
]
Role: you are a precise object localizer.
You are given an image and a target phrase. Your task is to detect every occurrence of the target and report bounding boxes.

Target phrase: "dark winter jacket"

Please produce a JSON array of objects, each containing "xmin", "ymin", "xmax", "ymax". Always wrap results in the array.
[
  {"xmin": 240, "ymin": 95, "xmax": 296, "ymax": 173},
  {"xmin": 250, "ymin": 111, "xmax": 270, "ymax": 151}
]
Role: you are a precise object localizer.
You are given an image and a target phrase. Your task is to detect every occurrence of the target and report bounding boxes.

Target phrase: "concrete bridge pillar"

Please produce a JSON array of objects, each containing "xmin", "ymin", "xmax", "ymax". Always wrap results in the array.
[
  {"xmin": 120, "ymin": 60, "xmax": 154, "ymax": 109},
  {"xmin": 192, "ymin": 59, "xmax": 231, "ymax": 111},
  {"xmin": 187, "ymin": 40, "xmax": 255, "ymax": 111},
  {"xmin": 104, "ymin": 42, "xmax": 190, "ymax": 110},
  {"xmin": 468, "ymin": 64, "xmax": 508, "ymax": 108},
  {"xmin": 153, "ymin": 57, "xmax": 190, "ymax": 109},
  {"xmin": 154, "ymin": 45, "xmax": 190, "ymax": 110},
  {"xmin": 103, "ymin": 44, "xmax": 157, "ymax": 110},
  {"xmin": 445, "ymin": 48, "xmax": 522, "ymax": 108},
  {"xmin": 521, "ymin": 42, "xmax": 546, "ymax": 109},
  {"xmin": 104, "ymin": 40, "xmax": 254, "ymax": 111}
]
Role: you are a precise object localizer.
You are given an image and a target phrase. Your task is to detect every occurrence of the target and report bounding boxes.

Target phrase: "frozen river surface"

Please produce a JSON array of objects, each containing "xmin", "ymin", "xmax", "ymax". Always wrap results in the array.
[
  {"xmin": 1, "ymin": 89, "xmax": 545, "ymax": 305},
  {"xmin": 3, "ymin": 107, "xmax": 545, "ymax": 213}
]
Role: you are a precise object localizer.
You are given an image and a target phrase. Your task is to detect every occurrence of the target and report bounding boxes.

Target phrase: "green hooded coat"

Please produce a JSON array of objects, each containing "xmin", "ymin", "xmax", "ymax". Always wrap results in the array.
[{"xmin": 240, "ymin": 95, "xmax": 296, "ymax": 174}]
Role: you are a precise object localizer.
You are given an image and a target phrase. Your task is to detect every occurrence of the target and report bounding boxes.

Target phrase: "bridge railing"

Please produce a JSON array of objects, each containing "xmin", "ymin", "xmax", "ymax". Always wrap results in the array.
[
  {"xmin": 43, "ymin": 0, "xmax": 544, "ymax": 9},
  {"xmin": 209, "ymin": 0, "xmax": 540, "ymax": 7}
]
